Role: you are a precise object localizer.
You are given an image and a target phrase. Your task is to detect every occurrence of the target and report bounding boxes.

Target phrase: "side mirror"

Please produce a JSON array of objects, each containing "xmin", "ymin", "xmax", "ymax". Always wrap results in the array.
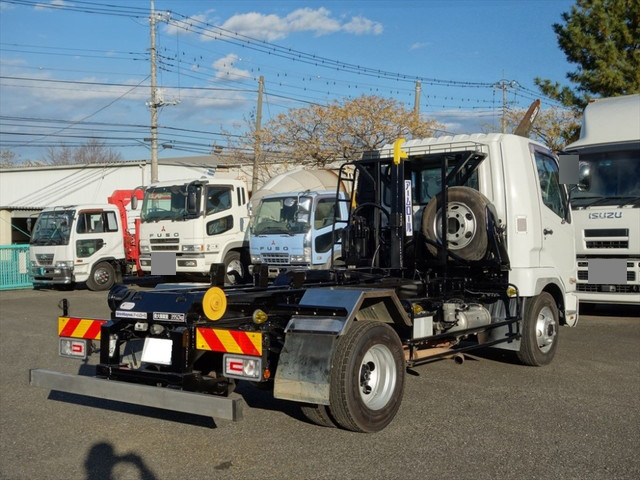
[
  {"xmin": 186, "ymin": 190, "xmax": 198, "ymax": 215},
  {"xmin": 27, "ymin": 218, "xmax": 32, "ymax": 233},
  {"xmin": 578, "ymin": 163, "xmax": 591, "ymax": 191},
  {"xmin": 131, "ymin": 196, "xmax": 138, "ymax": 210}
]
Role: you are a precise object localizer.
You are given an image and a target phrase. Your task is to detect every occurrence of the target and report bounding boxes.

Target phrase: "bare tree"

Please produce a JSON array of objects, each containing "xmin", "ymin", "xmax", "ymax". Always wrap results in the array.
[
  {"xmin": 42, "ymin": 139, "xmax": 123, "ymax": 164},
  {"xmin": 262, "ymin": 95, "xmax": 443, "ymax": 167}
]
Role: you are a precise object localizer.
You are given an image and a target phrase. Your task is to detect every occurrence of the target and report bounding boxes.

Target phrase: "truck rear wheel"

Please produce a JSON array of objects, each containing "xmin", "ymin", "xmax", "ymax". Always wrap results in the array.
[
  {"xmin": 223, "ymin": 251, "xmax": 245, "ymax": 285},
  {"xmin": 329, "ymin": 321, "xmax": 405, "ymax": 433},
  {"xmin": 300, "ymin": 404, "xmax": 337, "ymax": 428},
  {"xmin": 422, "ymin": 186, "xmax": 491, "ymax": 261},
  {"xmin": 86, "ymin": 262, "xmax": 116, "ymax": 291},
  {"xmin": 517, "ymin": 292, "xmax": 559, "ymax": 366}
]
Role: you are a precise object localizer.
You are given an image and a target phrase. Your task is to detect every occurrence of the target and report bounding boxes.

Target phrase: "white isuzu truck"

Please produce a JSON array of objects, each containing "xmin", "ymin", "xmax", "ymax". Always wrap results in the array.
[{"xmin": 565, "ymin": 94, "xmax": 640, "ymax": 305}]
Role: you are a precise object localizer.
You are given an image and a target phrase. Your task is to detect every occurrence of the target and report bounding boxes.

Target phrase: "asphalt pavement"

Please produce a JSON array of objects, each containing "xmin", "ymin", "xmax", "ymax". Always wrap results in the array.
[{"xmin": 0, "ymin": 287, "xmax": 638, "ymax": 480}]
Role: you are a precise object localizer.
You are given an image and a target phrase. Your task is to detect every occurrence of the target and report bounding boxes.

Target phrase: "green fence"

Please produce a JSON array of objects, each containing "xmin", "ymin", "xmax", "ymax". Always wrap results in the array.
[{"xmin": 0, "ymin": 244, "xmax": 32, "ymax": 290}]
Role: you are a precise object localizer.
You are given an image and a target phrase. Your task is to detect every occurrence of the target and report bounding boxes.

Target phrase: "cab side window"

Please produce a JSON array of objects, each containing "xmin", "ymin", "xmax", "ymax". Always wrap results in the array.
[
  {"xmin": 76, "ymin": 211, "xmax": 118, "ymax": 233},
  {"xmin": 206, "ymin": 187, "xmax": 232, "ymax": 215},
  {"xmin": 314, "ymin": 198, "xmax": 340, "ymax": 229},
  {"xmin": 534, "ymin": 152, "xmax": 568, "ymax": 220}
]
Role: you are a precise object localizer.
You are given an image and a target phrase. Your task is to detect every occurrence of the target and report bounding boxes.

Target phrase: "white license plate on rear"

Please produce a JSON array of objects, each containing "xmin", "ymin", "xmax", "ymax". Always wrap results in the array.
[{"xmin": 141, "ymin": 337, "xmax": 173, "ymax": 365}]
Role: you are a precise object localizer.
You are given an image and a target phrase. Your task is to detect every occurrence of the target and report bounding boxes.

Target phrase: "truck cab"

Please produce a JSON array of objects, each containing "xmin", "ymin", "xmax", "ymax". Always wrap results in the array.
[
  {"xmin": 249, "ymin": 190, "xmax": 348, "ymax": 276},
  {"xmin": 565, "ymin": 94, "xmax": 640, "ymax": 305},
  {"xmin": 29, "ymin": 204, "xmax": 126, "ymax": 290},
  {"xmin": 138, "ymin": 178, "xmax": 250, "ymax": 283}
]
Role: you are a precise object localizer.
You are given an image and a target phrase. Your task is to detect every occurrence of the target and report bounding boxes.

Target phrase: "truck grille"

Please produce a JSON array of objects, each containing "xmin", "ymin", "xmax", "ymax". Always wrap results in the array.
[
  {"xmin": 586, "ymin": 240, "xmax": 629, "ymax": 249},
  {"xmin": 577, "ymin": 271, "xmax": 635, "ymax": 281},
  {"xmin": 584, "ymin": 228, "xmax": 629, "ymax": 249},
  {"xmin": 150, "ymin": 238, "xmax": 179, "ymax": 244},
  {"xmin": 577, "ymin": 284, "xmax": 639, "ymax": 293},
  {"xmin": 261, "ymin": 253, "xmax": 289, "ymax": 265},
  {"xmin": 35, "ymin": 254, "xmax": 54, "ymax": 266},
  {"xmin": 151, "ymin": 245, "xmax": 179, "ymax": 251}
]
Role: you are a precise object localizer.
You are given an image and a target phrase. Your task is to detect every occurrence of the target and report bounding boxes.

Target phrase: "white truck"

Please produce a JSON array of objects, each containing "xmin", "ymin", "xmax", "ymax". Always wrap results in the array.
[
  {"xmin": 565, "ymin": 94, "xmax": 640, "ymax": 305},
  {"xmin": 29, "ymin": 190, "xmax": 143, "ymax": 291},
  {"xmin": 33, "ymin": 132, "xmax": 578, "ymax": 433},
  {"xmin": 249, "ymin": 169, "xmax": 350, "ymax": 276},
  {"xmin": 137, "ymin": 178, "xmax": 251, "ymax": 284}
]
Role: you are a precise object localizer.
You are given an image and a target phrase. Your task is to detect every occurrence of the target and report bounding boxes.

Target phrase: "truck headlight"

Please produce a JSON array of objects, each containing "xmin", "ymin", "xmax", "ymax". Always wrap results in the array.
[
  {"xmin": 55, "ymin": 261, "xmax": 73, "ymax": 268},
  {"xmin": 182, "ymin": 244, "xmax": 204, "ymax": 252},
  {"xmin": 140, "ymin": 245, "xmax": 150, "ymax": 253},
  {"xmin": 250, "ymin": 254, "xmax": 261, "ymax": 263}
]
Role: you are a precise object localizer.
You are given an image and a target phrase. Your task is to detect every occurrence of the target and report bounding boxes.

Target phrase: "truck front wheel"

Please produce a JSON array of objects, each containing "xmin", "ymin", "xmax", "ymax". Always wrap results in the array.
[
  {"xmin": 329, "ymin": 321, "xmax": 405, "ymax": 433},
  {"xmin": 517, "ymin": 292, "xmax": 559, "ymax": 366},
  {"xmin": 223, "ymin": 251, "xmax": 246, "ymax": 285},
  {"xmin": 86, "ymin": 262, "xmax": 116, "ymax": 291}
]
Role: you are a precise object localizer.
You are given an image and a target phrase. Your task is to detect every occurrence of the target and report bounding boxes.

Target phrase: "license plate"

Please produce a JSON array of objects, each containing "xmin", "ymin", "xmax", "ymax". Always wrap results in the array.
[{"xmin": 141, "ymin": 338, "xmax": 173, "ymax": 365}]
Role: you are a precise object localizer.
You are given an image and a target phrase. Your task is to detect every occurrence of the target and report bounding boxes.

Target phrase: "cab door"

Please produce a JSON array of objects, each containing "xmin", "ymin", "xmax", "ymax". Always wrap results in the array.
[
  {"xmin": 533, "ymin": 149, "xmax": 576, "ymax": 288},
  {"xmin": 75, "ymin": 209, "xmax": 124, "ymax": 264},
  {"xmin": 312, "ymin": 196, "xmax": 346, "ymax": 266}
]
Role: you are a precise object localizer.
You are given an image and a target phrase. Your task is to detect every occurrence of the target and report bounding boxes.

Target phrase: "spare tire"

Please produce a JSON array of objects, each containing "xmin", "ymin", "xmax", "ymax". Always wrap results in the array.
[{"xmin": 422, "ymin": 186, "xmax": 491, "ymax": 262}]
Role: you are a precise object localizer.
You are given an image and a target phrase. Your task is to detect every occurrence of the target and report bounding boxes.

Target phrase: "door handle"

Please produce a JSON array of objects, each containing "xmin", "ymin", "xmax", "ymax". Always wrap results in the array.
[{"xmin": 543, "ymin": 228, "xmax": 553, "ymax": 235}]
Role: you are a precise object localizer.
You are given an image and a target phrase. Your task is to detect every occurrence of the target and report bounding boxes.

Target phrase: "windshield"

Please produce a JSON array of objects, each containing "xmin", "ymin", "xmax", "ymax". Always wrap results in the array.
[
  {"xmin": 30, "ymin": 210, "xmax": 74, "ymax": 246},
  {"xmin": 571, "ymin": 147, "xmax": 640, "ymax": 207},
  {"xmin": 141, "ymin": 185, "xmax": 198, "ymax": 222},
  {"xmin": 252, "ymin": 195, "xmax": 311, "ymax": 235}
]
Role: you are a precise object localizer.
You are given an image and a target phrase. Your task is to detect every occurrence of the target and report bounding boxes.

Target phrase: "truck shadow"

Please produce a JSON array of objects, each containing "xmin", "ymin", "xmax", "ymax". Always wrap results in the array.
[
  {"xmin": 234, "ymin": 381, "xmax": 308, "ymax": 423},
  {"xmin": 85, "ymin": 442, "xmax": 157, "ymax": 480}
]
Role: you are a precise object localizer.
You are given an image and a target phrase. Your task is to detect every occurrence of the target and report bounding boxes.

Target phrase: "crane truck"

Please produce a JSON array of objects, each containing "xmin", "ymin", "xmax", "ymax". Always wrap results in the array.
[
  {"xmin": 29, "ymin": 189, "xmax": 144, "ymax": 291},
  {"xmin": 31, "ymin": 133, "xmax": 578, "ymax": 432},
  {"xmin": 564, "ymin": 94, "xmax": 640, "ymax": 305}
]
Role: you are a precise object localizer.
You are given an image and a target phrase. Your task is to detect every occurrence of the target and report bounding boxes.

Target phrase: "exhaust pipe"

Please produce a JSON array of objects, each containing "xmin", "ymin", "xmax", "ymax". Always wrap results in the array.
[{"xmin": 452, "ymin": 353, "xmax": 465, "ymax": 365}]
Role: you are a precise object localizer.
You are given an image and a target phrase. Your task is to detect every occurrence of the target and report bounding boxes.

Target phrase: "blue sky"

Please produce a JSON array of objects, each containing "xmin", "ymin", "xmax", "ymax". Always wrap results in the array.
[{"xmin": 0, "ymin": 0, "xmax": 576, "ymax": 162}]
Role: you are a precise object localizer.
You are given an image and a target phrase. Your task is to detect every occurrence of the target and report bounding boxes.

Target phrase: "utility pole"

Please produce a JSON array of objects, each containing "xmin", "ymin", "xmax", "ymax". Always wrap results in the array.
[
  {"xmin": 413, "ymin": 81, "xmax": 421, "ymax": 118},
  {"xmin": 149, "ymin": 0, "xmax": 159, "ymax": 183},
  {"xmin": 251, "ymin": 75, "xmax": 264, "ymax": 194},
  {"xmin": 147, "ymin": 0, "xmax": 177, "ymax": 183},
  {"xmin": 493, "ymin": 76, "xmax": 519, "ymax": 134}
]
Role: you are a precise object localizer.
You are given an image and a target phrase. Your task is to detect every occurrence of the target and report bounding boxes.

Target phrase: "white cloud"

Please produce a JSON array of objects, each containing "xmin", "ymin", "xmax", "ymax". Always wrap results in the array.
[
  {"xmin": 211, "ymin": 53, "xmax": 251, "ymax": 81},
  {"xmin": 409, "ymin": 42, "xmax": 429, "ymax": 51},
  {"xmin": 163, "ymin": 14, "xmax": 209, "ymax": 36},
  {"xmin": 342, "ymin": 16, "xmax": 383, "ymax": 35},
  {"xmin": 34, "ymin": 0, "xmax": 67, "ymax": 11},
  {"xmin": 218, "ymin": 8, "xmax": 383, "ymax": 41}
]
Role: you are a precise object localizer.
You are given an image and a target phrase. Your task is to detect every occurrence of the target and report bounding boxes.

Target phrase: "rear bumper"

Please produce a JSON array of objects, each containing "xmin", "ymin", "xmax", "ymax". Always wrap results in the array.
[{"xmin": 29, "ymin": 368, "xmax": 244, "ymax": 421}]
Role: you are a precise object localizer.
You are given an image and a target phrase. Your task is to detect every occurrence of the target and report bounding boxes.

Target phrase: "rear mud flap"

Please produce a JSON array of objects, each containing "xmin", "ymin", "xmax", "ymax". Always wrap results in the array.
[{"xmin": 273, "ymin": 333, "xmax": 336, "ymax": 405}]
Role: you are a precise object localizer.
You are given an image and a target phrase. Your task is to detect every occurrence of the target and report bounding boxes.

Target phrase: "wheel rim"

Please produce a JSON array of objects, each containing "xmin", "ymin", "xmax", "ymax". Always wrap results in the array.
[
  {"xmin": 226, "ymin": 258, "xmax": 244, "ymax": 284},
  {"xmin": 93, "ymin": 267, "xmax": 111, "ymax": 286},
  {"xmin": 358, "ymin": 344, "xmax": 397, "ymax": 410},
  {"xmin": 433, "ymin": 202, "xmax": 477, "ymax": 250},
  {"xmin": 536, "ymin": 306, "xmax": 556, "ymax": 353}
]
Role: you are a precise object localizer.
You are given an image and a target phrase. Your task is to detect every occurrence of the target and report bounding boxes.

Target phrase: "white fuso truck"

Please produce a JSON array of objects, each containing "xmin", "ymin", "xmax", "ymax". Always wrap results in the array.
[
  {"xmin": 138, "ymin": 178, "xmax": 250, "ymax": 283},
  {"xmin": 33, "ymin": 133, "xmax": 578, "ymax": 433},
  {"xmin": 250, "ymin": 190, "xmax": 348, "ymax": 276},
  {"xmin": 565, "ymin": 94, "xmax": 640, "ymax": 305}
]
